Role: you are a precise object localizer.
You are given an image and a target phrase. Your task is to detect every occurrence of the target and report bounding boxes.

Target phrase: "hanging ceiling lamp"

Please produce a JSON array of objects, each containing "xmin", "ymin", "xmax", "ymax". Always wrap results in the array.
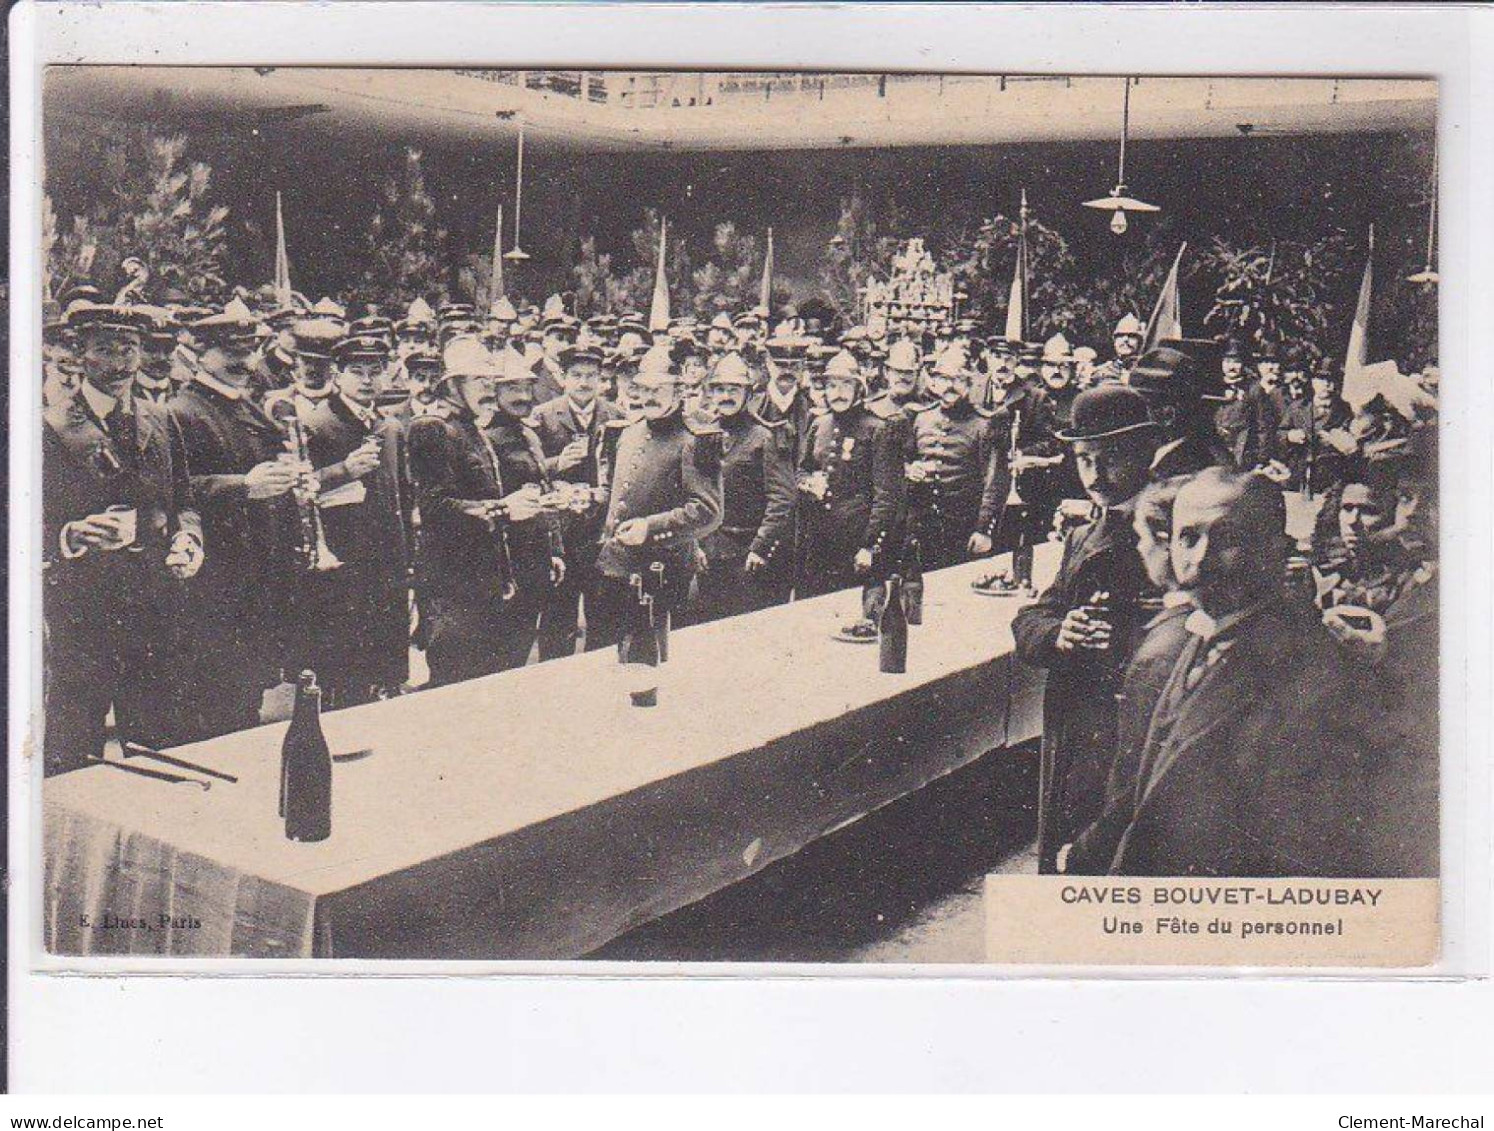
[
  {"xmin": 1406, "ymin": 142, "xmax": 1438, "ymax": 285},
  {"xmin": 502, "ymin": 123, "xmax": 531, "ymax": 263},
  {"xmin": 1083, "ymin": 77, "xmax": 1161, "ymax": 235}
]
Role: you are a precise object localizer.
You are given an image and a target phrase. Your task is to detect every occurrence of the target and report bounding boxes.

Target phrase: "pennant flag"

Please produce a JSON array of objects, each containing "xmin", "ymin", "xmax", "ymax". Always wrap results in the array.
[
  {"xmin": 758, "ymin": 227, "xmax": 774, "ymax": 315},
  {"xmin": 1004, "ymin": 190, "xmax": 1030, "ymax": 343},
  {"xmin": 648, "ymin": 216, "xmax": 671, "ymax": 333},
  {"xmin": 490, "ymin": 203, "xmax": 506, "ymax": 303},
  {"xmin": 273, "ymin": 191, "xmax": 293, "ymax": 306},
  {"xmin": 1340, "ymin": 227, "xmax": 1377, "ymax": 410},
  {"xmin": 1143, "ymin": 242, "xmax": 1187, "ymax": 353}
]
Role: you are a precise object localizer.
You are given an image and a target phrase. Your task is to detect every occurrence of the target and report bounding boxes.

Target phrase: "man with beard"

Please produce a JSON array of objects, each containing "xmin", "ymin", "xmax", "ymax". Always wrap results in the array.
[
  {"xmin": 169, "ymin": 297, "xmax": 305, "ymax": 739},
  {"xmin": 407, "ymin": 338, "xmax": 565, "ymax": 683},
  {"xmin": 592, "ymin": 344, "xmax": 723, "ymax": 649},
  {"xmin": 797, "ymin": 349, "xmax": 907, "ymax": 633},
  {"xmin": 1089, "ymin": 313, "xmax": 1146, "ymax": 385},
  {"xmin": 680, "ymin": 351, "xmax": 797, "ymax": 625},
  {"xmin": 905, "ymin": 344, "xmax": 1009, "ymax": 571},
  {"xmin": 43, "ymin": 301, "xmax": 205, "ymax": 773},
  {"xmin": 531, "ymin": 340, "xmax": 626, "ymax": 657},
  {"xmin": 1107, "ymin": 469, "xmax": 1378, "ymax": 877},
  {"xmin": 1012, "ymin": 384, "xmax": 1162, "ymax": 872},
  {"xmin": 298, "ymin": 333, "xmax": 413, "ymax": 707}
]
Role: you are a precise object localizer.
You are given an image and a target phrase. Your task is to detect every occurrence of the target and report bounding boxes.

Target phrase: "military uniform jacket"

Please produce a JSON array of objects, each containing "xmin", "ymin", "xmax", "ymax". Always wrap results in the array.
[
  {"xmin": 708, "ymin": 411, "xmax": 797, "ymax": 571},
  {"xmin": 1112, "ymin": 602, "xmax": 1380, "ymax": 877},
  {"xmin": 798, "ymin": 402, "xmax": 908, "ymax": 570},
  {"xmin": 1011, "ymin": 506, "xmax": 1159, "ymax": 866},
  {"xmin": 753, "ymin": 385, "xmax": 816, "ymax": 463},
  {"xmin": 407, "ymin": 409, "xmax": 554, "ymax": 602},
  {"xmin": 44, "ymin": 385, "xmax": 201, "ymax": 628},
  {"xmin": 1089, "ymin": 357, "xmax": 1134, "ymax": 386},
  {"xmin": 167, "ymin": 380, "xmax": 300, "ymax": 624},
  {"xmin": 907, "ymin": 401, "xmax": 1009, "ymax": 539},
  {"xmin": 1278, "ymin": 396, "xmax": 1355, "ymax": 492},
  {"xmin": 1213, "ymin": 381, "xmax": 1279, "ymax": 468},
  {"xmin": 595, "ymin": 407, "xmax": 724, "ymax": 600},
  {"xmin": 302, "ymin": 395, "xmax": 413, "ymax": 582},
  {"xmin": 484, "ymin": 412, "xmax": 564, "ymax": 581}
]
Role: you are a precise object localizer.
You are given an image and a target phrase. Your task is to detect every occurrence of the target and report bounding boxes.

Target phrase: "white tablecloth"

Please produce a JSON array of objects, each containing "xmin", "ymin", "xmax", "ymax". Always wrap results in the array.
[{"xmin": 44, "ymin": 546, "xmax": 1057, "ymax": 960}]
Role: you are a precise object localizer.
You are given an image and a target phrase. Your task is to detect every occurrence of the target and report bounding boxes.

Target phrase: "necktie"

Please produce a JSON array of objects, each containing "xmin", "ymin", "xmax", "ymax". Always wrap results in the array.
[{"xmin": 105, "ymin": 403, "xmax": 139, "ymax": 470}]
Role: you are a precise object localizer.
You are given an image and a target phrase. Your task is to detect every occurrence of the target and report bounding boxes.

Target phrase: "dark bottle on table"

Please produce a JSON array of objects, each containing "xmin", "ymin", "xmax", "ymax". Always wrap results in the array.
[
  {"xmin": 649, "ymin": 561, "xmax": 670, "ymax": 663},
  {"xmin": 879, "ymin": 574, "xmax": 909, "ymax": 674},
  {"xmin": 1012, "ymin": 530, "xmax": 1035, "ymax": 593},
  {"xmin": 902, "ymin": 539, "xmax": 924, "ymax": 626},
  {"xmin": 621, "ymin": 574, "xmax": 660, "ymax": 706},
  {"xmin": 281, "ymin": 670, "xmax": 332, "ymax": 842}
]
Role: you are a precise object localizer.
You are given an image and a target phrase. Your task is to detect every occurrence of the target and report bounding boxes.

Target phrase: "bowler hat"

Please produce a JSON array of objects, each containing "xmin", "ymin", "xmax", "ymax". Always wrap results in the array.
[{"xmin": 1054, "ymin": 384, "xmax": 1159, "ymax": 443}]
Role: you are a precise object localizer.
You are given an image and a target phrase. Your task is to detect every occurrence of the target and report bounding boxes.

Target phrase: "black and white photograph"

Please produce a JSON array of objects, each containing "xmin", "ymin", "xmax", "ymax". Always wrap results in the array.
[{"xmin": 31, "ymin": 63, "xmax": 1442, "ymax": 964}]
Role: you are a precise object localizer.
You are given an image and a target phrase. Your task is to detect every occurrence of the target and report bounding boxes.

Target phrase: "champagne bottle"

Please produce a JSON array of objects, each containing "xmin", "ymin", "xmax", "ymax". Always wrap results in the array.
[
  {"xmin": 649, "ymin": 561, "xmax": 669, "ymax": 663},
  {"xmin": 1013, "ymin": 527, "xmax": 1035, "ymax": 593},
  {"xmin": 879, "ymin": 574, "xmax": 909, "ymax": 674},
  {"xmin": 903, "ymin": 539, "xmax": 924, "ymax": 626},
  {"xmin": 621, "ymin": 575, "xmax": 660, "ymax": 706},
  {"xmin": 281, "ymin": 670, "xmax": 332, "ymax": 842}
]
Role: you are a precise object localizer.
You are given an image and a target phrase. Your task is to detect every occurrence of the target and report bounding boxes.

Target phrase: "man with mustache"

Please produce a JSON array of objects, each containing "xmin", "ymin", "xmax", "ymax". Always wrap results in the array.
[
  {"xmin": 797, "ymin": 349, "xmax": 908, "ymax": 634},
  {"xmin": 681, "ymin": 351, "xmax": 797, "ymax": 624},
  {"xmin": 531, "ymin": 339, "xmax": 626, "ymax": 657},
  {"xmin": 1013, "ymin": 384, "xmax": 1162, "ymax": 872},
  {"xmin": 905, "ymin": 344, "xmax": 1009, "ymax": 570},
  {"xmin": 44, "ymin": 300, "xmax": 204, "ymax": 772},
  {"xmin": 169, "ymin": 297, "xmax": 307, "ymax": 740},
  {"xmin": 591, "ymin": 344, "xmax": 723, "ymax": 652},
  {"xmin": 1106, "ymin": 468, "xmax": 1379, "ymax": 877},
  {"xmin": 407, "ymin": 338, "xmax": 563, "ymax": 684}
]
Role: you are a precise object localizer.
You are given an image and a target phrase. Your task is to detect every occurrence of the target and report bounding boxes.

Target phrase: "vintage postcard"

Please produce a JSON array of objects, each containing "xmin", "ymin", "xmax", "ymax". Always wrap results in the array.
[{"xmin": 28, "ymin": 62, "xmax": 1442, "ymax": 969}]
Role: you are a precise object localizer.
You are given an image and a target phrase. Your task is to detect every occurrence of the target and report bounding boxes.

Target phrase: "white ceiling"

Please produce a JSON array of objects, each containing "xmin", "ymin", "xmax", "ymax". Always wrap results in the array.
[{"xmin": 46, "ymin": 67, "xmax": 1436, "ymax": 151}]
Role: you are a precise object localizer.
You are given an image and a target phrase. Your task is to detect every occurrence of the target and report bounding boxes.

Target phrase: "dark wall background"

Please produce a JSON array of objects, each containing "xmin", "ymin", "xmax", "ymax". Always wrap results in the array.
[{"xmin": 43, "ymin": 102, "xmax": 1434, "ymax": 339}]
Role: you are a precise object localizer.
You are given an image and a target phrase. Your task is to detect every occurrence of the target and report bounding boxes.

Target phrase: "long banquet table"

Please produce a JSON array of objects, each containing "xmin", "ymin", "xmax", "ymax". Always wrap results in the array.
[{"xmin": 43, "ymin": 546, "xmax": 1057, "ymax": 960}]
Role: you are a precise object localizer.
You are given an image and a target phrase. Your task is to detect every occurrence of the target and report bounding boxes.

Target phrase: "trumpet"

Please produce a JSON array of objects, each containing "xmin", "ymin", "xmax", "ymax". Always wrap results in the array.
[
  {"xmin": 1005, "ymin": 408, "xmax": 1025, "ymax": 507},
  {"xmin": 268, "ymin": 398, "xmax": 342, "ymax": 573}
]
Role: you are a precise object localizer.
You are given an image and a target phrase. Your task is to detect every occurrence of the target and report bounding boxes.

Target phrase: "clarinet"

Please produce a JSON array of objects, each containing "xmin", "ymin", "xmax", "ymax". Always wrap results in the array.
[{"xmin": 268, "ymin": 399, "xmax": 342, "ymax": 573}]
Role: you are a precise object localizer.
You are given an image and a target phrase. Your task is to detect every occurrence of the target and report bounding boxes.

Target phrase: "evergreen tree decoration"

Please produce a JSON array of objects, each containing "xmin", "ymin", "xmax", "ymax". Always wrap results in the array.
[
  {"xmin": 612, "ymin": 208, "xmax": 694, "ymax": 314},
  {"xmin": 689, "ymin": 222, "xmax": 760, "ymax": 316},
  {"xmin": 819, "ymin": 191, "xmax": 906, "ymax": 323},
  {"xmin": 44, "ymin": 131, "xmax": 230, "ymax": 304},
  {"xmin": 359, "ymin": 147, "xmax": 452, "ymax": 310},
  {"xmin": 571, "ymin": 236, "xmax": 617, "ymax": 318}
]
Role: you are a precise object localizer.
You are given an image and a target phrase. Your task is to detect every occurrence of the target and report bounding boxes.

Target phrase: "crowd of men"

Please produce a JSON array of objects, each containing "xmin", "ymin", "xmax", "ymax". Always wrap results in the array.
[{"xmin": 42, "ymin": 274, "xmax": 1440, "ymax": 877}]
